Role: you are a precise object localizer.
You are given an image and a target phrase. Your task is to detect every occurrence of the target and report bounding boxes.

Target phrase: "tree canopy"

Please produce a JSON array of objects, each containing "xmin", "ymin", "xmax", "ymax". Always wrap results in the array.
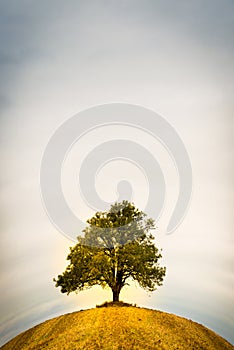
[{"xmin": 54, "ymin": 200, "xmax": 166, "ymax": 302}]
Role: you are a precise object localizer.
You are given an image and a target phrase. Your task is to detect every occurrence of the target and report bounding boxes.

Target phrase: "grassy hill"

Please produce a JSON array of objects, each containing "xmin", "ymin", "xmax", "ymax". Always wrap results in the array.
[{"xmin": 1, "ymin": 303, "xmax": 233, "ymax": 350}]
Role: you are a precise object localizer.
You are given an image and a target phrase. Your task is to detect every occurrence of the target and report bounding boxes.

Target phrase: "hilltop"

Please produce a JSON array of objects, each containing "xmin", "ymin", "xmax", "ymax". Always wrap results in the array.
[{"xmin": 1, "ymin": 304, "xmax": 233, "ymax": 350}]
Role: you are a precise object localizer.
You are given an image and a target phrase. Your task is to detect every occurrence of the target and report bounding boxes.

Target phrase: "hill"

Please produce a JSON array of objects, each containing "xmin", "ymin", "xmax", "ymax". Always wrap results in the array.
[{"xmin": 1, "ymin": 304, "xmax": 233, "ymax": 350}]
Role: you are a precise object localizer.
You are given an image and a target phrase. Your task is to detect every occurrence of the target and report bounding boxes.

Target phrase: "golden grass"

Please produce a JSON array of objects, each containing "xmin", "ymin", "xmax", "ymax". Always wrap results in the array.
[{"xmin": 1, "ymin": 306, "xmax": 233, "ymax": 350}]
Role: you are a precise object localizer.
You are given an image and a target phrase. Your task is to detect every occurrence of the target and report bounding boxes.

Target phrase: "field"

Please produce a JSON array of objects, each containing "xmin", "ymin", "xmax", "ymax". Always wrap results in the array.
[{"xmin": 1, "ymin": 305, "xmax": 233, "ymax": 350}]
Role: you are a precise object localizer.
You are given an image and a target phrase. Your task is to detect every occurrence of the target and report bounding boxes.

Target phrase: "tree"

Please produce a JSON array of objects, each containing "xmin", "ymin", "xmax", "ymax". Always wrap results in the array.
[{"xmin": 54, "ymin": 200, "xmax": 166, "ymax": 302}]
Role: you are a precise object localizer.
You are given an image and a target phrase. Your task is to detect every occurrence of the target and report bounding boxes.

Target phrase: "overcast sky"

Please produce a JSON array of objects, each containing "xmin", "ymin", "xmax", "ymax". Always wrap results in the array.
[{"xmin": 0, "ymin": 0, "xmax": 234, "ymax": 346}]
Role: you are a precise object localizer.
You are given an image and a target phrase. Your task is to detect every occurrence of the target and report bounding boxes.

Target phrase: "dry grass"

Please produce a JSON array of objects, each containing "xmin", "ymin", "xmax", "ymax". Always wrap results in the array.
[{"xmin": 1, "ymin": 306, "xmax": 233, "ymax": 350}]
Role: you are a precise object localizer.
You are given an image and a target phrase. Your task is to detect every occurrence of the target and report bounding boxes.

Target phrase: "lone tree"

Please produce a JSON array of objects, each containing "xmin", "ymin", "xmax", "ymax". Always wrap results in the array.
[{"xmin": 54, "ymin": 201, "xmax": 166, "ymax": 302}]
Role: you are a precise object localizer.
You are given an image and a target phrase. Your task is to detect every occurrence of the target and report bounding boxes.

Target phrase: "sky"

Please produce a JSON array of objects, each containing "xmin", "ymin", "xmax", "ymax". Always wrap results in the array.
[{"xmin": 0, "ymin": 0, "xmax": 234, "ymax": 346}]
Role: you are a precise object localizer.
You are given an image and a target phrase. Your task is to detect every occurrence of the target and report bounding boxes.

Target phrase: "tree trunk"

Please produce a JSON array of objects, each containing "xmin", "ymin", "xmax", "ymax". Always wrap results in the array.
[{"xmin": 112, "ymin": 289, "xmax": 120, "ymax": 302}]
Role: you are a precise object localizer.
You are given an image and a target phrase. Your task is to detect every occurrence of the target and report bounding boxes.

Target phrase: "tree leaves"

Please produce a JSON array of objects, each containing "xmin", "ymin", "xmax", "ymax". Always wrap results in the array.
[{"xmin": 54, "ymin": 201, "xmax": 166, "ymax": 300}]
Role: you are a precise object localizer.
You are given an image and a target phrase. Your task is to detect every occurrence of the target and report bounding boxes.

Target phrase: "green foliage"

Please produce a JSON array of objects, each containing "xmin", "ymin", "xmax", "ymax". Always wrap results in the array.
[
  {"xmin": 96, "ymin": 301, "xmax": 136, "ymax": 308},
  {"xmin": 54, "ymin": 200, "xmax": 166, "ymax": 301}
]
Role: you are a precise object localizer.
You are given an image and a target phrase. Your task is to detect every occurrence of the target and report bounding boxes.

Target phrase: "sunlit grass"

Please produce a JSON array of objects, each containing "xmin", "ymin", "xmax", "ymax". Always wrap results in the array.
[{"xmin": 1, "ymin": 306, "xmax": 233, "ymax": 349}]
